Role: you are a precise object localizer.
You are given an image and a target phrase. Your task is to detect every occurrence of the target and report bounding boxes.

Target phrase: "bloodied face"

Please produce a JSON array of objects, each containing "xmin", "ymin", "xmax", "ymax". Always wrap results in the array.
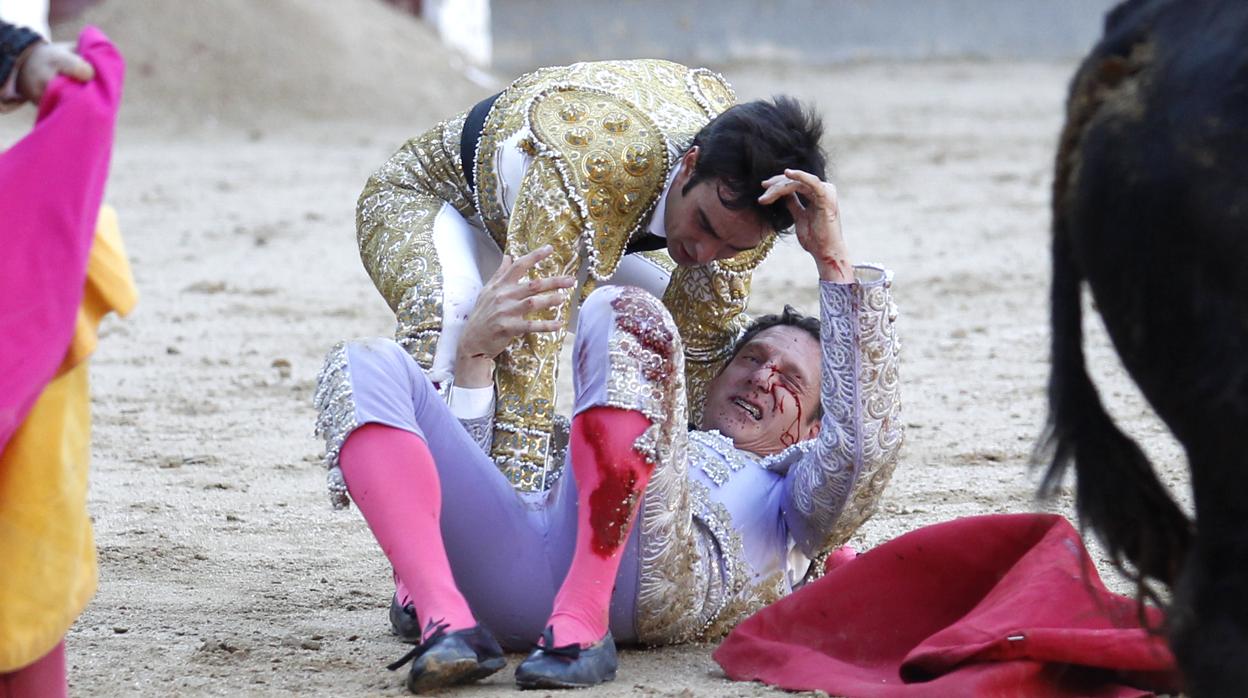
[{"xmin": 699, "ymin": 325, "xmax": 822, "ymax": 455}]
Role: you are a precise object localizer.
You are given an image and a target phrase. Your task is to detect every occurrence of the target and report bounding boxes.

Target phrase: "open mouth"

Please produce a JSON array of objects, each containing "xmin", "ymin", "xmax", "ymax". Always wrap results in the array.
[{"xmin": 732, "ymin": 397, "xmax": 762, "ymax": 421}]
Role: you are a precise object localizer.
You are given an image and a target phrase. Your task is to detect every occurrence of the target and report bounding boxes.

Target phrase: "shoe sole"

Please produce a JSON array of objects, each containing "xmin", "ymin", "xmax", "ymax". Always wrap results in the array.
[
  {"xmin": 515, "ymin": 669, "xmax": 617, "ymax": 690},
  {"xmin": 407, "ymin": 656, "xmax": 506, "ymax": 693}
]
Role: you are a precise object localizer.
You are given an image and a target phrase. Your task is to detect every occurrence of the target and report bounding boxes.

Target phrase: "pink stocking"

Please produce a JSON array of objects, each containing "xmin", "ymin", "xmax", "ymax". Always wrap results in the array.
[
  {"xmin": 394, "ymin": 573, "xmax": 413, "ymax": 609},
  {"xmin": 547, "ymin": 407, "xmax": 654, "ymax": 648},
  {"xmin": 339, "ymin": 424, "xmax": 475, "ymax": 639},
  {"xmin": 0, "ymin": 640, "xmax": 66, "ymax": 698}
]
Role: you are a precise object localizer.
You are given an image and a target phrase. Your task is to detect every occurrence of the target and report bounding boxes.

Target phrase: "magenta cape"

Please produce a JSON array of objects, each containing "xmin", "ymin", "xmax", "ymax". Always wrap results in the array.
[
  {"xmin": 714, "ymin": 514, "xmax": 1182, "ymax": 697},
  {"xmin": 0, "ymin": 27, "xmax": 123, "ymax": 451}
]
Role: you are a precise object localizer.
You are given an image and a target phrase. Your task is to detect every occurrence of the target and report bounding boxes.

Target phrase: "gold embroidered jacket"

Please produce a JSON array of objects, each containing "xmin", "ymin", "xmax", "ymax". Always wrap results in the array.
[{"xmin": 357, "ymin": 60, "xmax": 774, "ymax": 490}]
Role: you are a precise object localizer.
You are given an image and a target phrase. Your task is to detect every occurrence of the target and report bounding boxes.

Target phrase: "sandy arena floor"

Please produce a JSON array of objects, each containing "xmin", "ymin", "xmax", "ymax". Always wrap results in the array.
[{"xmin": 5, "ymin": 12, "xmax": 1191, "ymax": 695}]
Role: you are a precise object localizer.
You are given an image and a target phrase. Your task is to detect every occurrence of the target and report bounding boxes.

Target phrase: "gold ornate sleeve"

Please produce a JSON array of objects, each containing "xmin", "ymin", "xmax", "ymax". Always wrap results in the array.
[
  {"xmin": 489, "ymin": 157, "xmax": 583, "ymax": 490},
  {"xmin": 355, "ymin": 117, "xmax": 472, "ymax": 367},
  {"xmin": 662, "ymin": 253, "xmax": 767, "ymax": 425}
]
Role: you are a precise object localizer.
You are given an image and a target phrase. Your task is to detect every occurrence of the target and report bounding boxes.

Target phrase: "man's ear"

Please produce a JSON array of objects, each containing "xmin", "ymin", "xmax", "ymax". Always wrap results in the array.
[
  {"xmin": 681, "ymin": 145, "xmax": 700, "ymax": 174},
  {"xmin": 803, "ymin": 420, "xmax": 820, "ymax": 441}
]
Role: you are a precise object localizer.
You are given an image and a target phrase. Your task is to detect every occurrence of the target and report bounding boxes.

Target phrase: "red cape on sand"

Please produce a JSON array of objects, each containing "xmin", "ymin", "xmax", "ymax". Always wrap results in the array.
[
  {"xmin": 0, "ymin": 27, "xmax": 123, "ymax": 452},
  {"xmin": 714, "ymin": 514, "xmax": 1182, "ymax": 697}
]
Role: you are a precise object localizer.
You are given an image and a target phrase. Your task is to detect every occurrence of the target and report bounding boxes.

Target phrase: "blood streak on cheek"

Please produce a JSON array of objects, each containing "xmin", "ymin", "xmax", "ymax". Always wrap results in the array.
[
  {"xmin": 768, "ymin": 380, "xmax": 803, "ymax": 447},
  {"xmin": 765, "ymin": 368, "xmax": 786, "ymax": 414}
]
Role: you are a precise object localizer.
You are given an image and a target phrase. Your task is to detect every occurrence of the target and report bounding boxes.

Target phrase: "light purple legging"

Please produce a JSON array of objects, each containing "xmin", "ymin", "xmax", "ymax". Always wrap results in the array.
[{"xmin": 330, "ymin": 291, "xmax": 642, "ymax": 651}]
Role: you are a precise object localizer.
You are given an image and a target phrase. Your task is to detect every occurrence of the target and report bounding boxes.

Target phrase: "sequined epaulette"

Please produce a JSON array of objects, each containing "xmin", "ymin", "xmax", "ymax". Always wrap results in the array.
[
  {"xmin": 685, "ymin": 67, "xmax": 736, "ymax": 118},
  {"xmin": 524, "ymin": 86, "xmax": 671, "ymax": 281}
]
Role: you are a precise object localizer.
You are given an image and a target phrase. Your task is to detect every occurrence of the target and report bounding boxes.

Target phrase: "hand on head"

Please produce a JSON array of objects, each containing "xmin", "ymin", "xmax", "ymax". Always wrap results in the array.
[
  {"xmin": 454, "ymin": 245, "xmax": 577, "ymax": 388},
  {"xmin": 758, "ymin": 169, "xmax": 852, "ymax": 283},
  {"xmin": 17, "ymin": 42, "xmax": 95, "ymax": 104}
]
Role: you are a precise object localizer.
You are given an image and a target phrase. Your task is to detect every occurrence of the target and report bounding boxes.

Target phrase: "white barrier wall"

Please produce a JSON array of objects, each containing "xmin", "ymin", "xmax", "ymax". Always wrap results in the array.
[{"xmin": 477, "ymin": 0, "xmax": 1121, "ymax": 71}]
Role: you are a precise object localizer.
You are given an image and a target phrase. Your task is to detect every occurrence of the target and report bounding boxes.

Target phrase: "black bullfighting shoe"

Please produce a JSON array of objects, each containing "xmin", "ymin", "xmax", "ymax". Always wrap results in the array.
[
  {"xmin": 514, "ymin": 626, "xmax": 618, "ymax": 690},
  {"xmin": 389, "ymin": 594, "xmax": 422, "ymax": 643},
  {"xmin": 386, "ymin": 620, "xmax": 506, "ymax": 694}
]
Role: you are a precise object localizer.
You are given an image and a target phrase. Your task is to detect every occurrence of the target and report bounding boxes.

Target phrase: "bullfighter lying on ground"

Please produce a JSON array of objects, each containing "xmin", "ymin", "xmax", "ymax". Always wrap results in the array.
[{"xmin": 314, "ymin": 168, "xmax": 902, "ymax": 692}]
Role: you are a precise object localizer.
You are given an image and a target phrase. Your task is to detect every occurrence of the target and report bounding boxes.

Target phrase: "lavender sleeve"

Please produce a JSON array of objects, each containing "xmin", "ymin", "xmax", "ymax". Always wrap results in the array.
[{"xmin": 777, "ymin": 265, "xmax": 903, "ymax": 557}]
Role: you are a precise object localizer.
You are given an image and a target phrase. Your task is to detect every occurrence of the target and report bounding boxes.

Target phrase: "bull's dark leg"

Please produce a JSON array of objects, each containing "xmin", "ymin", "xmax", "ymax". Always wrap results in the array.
[
  {"xmin": 1048, "ymin": 1, "xmax": 1248, "ymax": 693},
  {"xmin": 1170, "ymin": 435, "xmax": 1248, "ymax": 697}
]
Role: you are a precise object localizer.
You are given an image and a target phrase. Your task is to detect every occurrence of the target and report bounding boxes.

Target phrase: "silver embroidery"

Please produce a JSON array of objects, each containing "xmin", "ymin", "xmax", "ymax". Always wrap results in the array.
[
  {"xmin": 548, "ymin": 415, "xmax": 570, "ymax": 485},
  {"xmin": 312, "ymin": 342, "xmax": 357, "ymax": 510},
  {"xmin": 805, "ymin": 268, "xmax": 903, "ymax": 580},
  {"xmin": 785, "ymin": 267, "xmax": 904, "ymax": 581},
  {"xmin": 458, "ymin": 414, "xmax": 494, "ymax": 453},
  {"xmin": 687, "ymin": 430, "xmax": 759, "ymax": 487},
  {"xmin": 686, "ymin": 482, "xmax": 747, "ymax": 633},
  {"xmin": 600, "ymin": 288, "xmax": 704, "ymax": 644},
  {"xmin": 604, "ymin": 288, "xmax": 782, "ymax": 644}
]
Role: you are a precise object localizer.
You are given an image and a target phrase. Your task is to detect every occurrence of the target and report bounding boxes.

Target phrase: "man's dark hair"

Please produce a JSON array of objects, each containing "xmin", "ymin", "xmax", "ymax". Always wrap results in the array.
[
  {"xmin": 726, "ymin": 305, "xmax": 823, "ymax": 422},
  {"xmin": 684, "ymin": 96, "xmax": 827, "ymax": 234}
]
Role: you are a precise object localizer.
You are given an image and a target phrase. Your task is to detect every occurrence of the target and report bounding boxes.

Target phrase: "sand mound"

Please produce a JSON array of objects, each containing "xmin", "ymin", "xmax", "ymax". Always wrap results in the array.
[{"xmin": 53, "ymin": 0, "xmax": 491, "ymax": 133}]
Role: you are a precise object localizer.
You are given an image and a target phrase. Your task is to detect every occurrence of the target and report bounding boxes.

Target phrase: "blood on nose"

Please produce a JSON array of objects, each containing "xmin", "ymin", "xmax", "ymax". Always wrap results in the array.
[{"xmin": 750, "ymin": 364, "xmax": 777, "ymax": 390}]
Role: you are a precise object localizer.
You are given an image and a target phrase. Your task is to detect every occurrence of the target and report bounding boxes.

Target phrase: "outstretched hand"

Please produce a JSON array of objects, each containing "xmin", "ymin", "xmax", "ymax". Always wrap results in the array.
[
  {"xmin": 758, "ymin": 169, "xmax": 853, "ymax": 283},
  {"xmin": 17, "ymin": 42, "xmax": 95, "ymax": 104},
  {"xmin": 454, "ymin": 245, "xmax": 576, "ymax": 388}
]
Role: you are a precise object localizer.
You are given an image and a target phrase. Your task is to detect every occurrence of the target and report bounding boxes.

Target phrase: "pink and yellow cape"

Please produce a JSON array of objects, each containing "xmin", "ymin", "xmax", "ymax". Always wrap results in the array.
[{"xmin": 0, "ymin": 27, "xmax": 133, "ymax": 672}]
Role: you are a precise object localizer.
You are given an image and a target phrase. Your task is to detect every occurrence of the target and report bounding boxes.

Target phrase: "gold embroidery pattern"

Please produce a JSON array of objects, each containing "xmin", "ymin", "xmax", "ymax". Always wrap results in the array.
[
  {"xmin": 356, "ymin": 112, "xmax": 475, "ymax": 367},
  {"xmin": 639, "ymin": 249, "xmax": 677, "ymax": 275},
  {"xmin": 527, "ymin": 86, "xmax": 669, "ymax": 282},
  {"xmin": 489, "ymin": 158, "xmax": 582, "ymax": 489},
  {"xmin": 687, "ymin": 67, "xmax": 737, "ymax": 117},
  {"xmin": 473, "ymin": 59, "xmax": 731, "ymax": 250},
  {"xmin": 471, "ymin": 61, "xmax": 752, "ymax": 485}
]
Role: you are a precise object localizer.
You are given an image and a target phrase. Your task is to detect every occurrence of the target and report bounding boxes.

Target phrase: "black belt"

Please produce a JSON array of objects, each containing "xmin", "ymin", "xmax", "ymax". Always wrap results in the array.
[
  {"xmin": 624, "ymin": 233, "xmax": 669, "ymax": 255},
  {"xmin": 460, "ymin": 91, "xmax": 501, "ymax": 191},
  {"xmin": 460, "ymin": 90, "xmax": 666, "ymax": 256}
]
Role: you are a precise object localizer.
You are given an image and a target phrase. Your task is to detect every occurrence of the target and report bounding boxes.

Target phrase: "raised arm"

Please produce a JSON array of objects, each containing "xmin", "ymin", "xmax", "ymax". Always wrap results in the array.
[
  {"xmin": 757, "ymin": 170, "xmax": 902, "ymax": 557},
  {"xmin": 781, "ymin": 268, "xmax": 900, "ymax": 557}
]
